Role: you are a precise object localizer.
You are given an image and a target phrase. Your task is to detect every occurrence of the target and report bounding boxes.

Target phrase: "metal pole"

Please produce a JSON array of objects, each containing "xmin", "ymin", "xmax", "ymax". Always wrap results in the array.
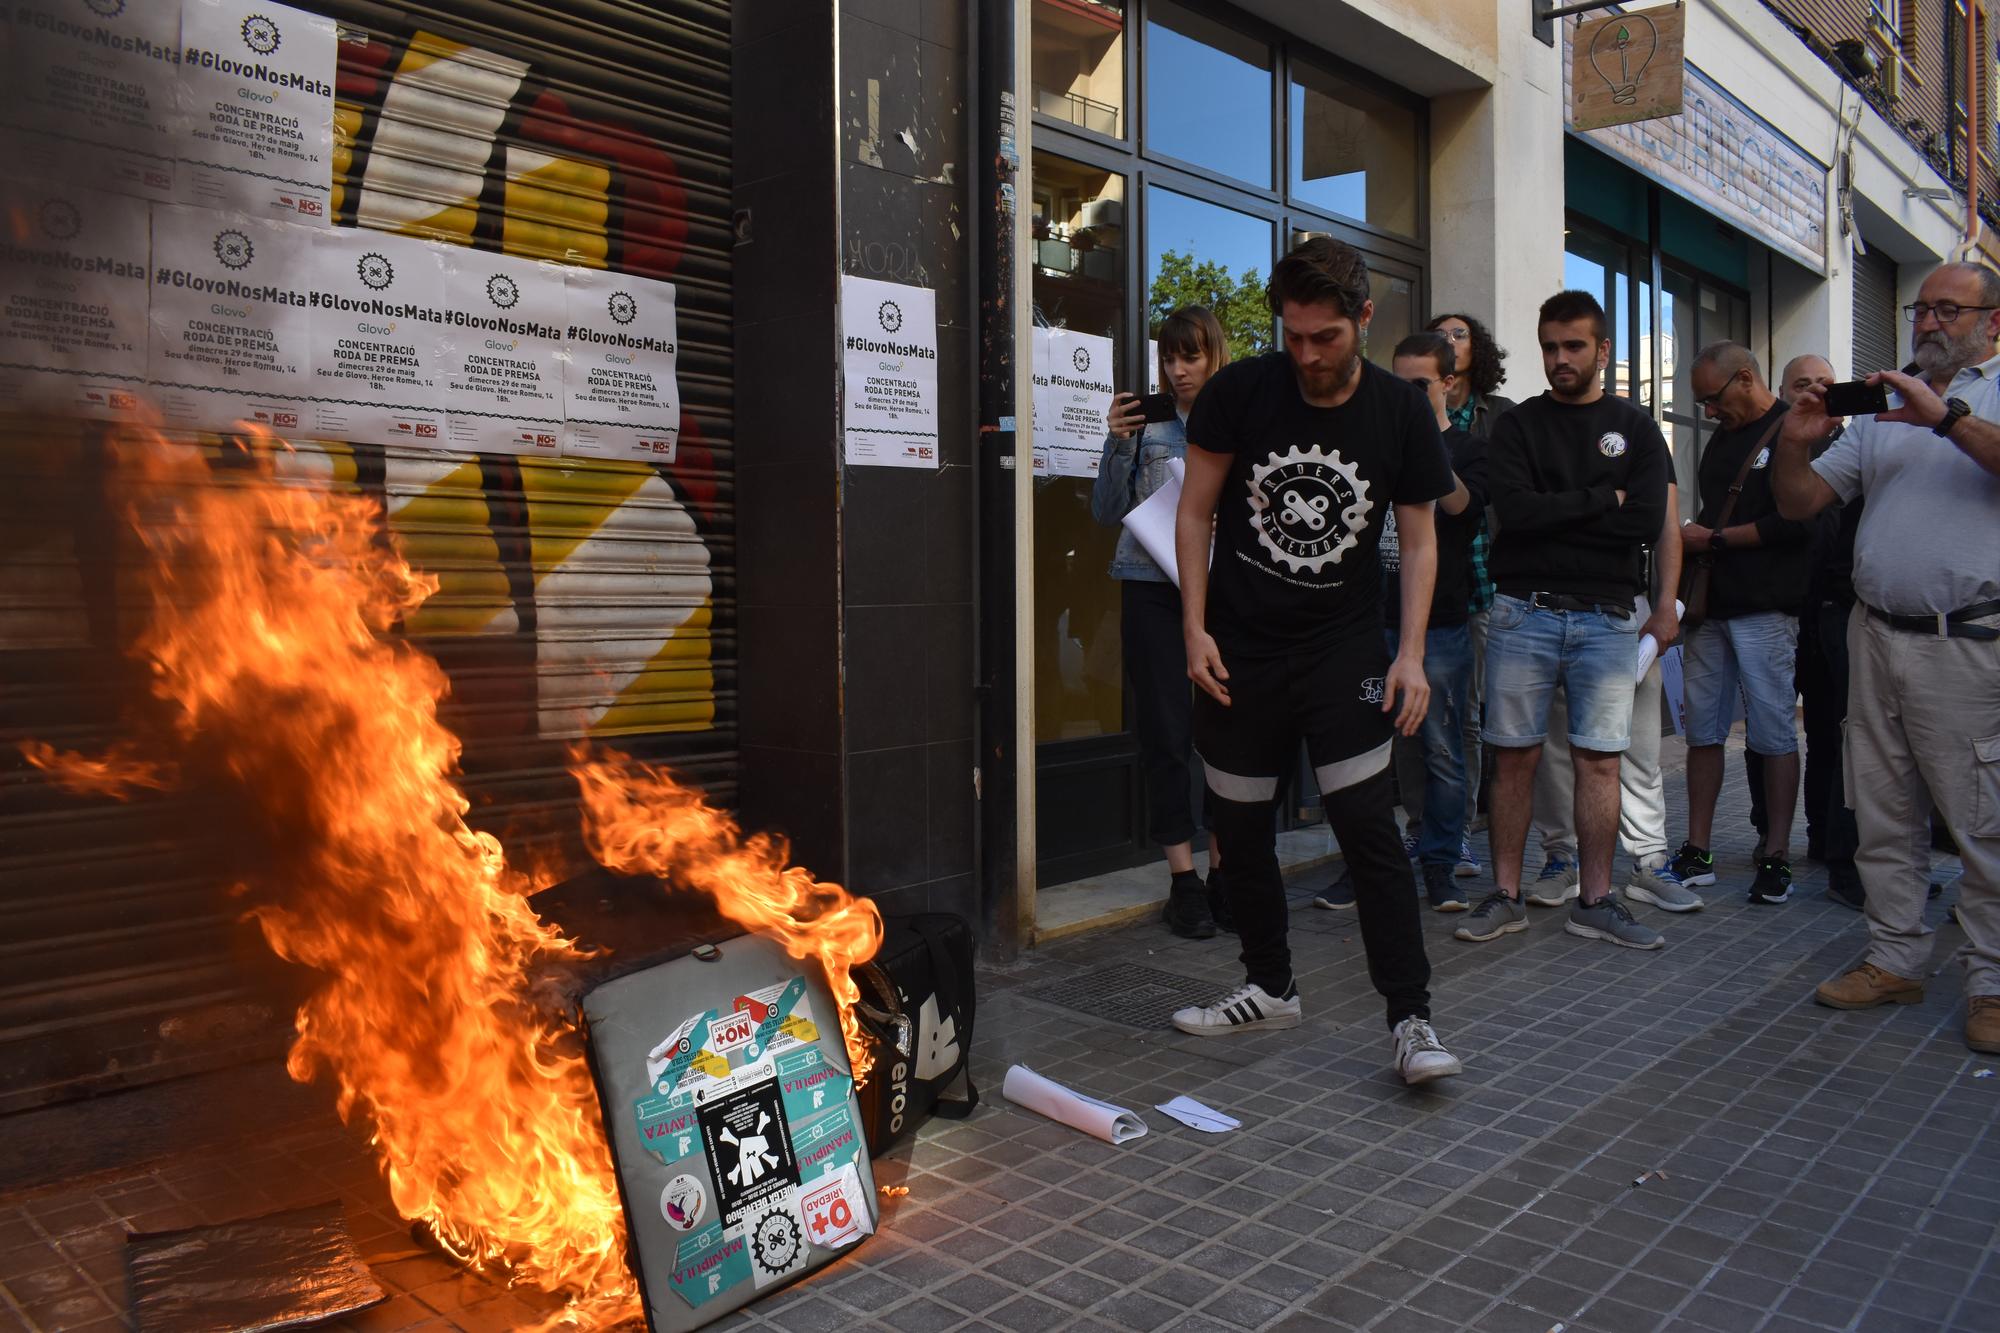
[{"xmin": 1965, "ymin": 0, "xmax": 1982, "ymax": 252}]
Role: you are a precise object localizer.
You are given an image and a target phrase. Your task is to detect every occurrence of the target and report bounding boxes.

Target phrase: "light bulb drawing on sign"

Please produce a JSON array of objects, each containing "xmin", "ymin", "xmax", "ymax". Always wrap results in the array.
[{"xmin": 1590, "ymin": 16, "xmax": 1658, "ymax": 107}]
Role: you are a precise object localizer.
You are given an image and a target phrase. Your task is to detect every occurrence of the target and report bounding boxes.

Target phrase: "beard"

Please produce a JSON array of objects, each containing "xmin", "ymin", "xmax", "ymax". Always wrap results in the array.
[
  {"xmin": 1912, "ymin": 324, "xmax": 1993, "ymax": 378},
  {"xmin": 1297, "ymin": 350, "xmax": 1361, "ymax": 397}
]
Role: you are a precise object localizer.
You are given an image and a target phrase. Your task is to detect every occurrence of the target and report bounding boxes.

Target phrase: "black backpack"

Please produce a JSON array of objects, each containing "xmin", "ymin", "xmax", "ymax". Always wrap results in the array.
[{"xmin": 853, "ymin": 913, "xmax": 978, "ymax": 1154}]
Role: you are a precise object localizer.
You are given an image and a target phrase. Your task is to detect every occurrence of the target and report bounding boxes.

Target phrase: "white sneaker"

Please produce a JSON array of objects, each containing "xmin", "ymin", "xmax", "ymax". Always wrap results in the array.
[
  {"xmin": 1393, "ymin": 1017, "xmax": 1464, "ymax": 1085},
  {"xmin": 1171, "ymin": 982, "xmax": 1302, "ymax": 1037}
]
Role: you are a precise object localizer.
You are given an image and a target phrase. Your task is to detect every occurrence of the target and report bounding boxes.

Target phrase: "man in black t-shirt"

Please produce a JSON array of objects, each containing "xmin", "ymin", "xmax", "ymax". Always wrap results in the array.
[
  {"xmin": 1170, "ymin": 236, "xmax": 1463, "ymax": 1086},
  {"xmin": 1458, "ymin": 289, "xmax": 1671, "ymax": 952}
]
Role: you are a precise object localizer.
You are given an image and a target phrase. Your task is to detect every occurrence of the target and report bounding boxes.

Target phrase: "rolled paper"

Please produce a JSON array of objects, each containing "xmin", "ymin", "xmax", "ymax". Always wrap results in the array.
[{"xmin": 1001, "ymin": 1065, "xmax": 1147, "ymax": 1145}]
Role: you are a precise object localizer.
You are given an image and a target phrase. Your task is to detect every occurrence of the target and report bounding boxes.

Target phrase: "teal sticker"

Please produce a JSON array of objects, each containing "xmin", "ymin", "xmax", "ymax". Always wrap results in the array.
[
  {"xmin": 669, "ymin": 1220, "xmax": 751, "ymax": 1308},
  {"xmin": 792, "ymin": 1100, "xmax": 862, "ymax": 1182},
  {"xmin": 776, "ymin": 1045, "xmax": 853, "ymax": 1125},
  {"xmin": 658, "ymin": 1007, "xmax": 720, "ymax": 1093},
  {"xmin": 634, "ymin": 1086, "xmax": 703, "ymax": 1165},
  {"xmin": 742, "ymin": 976, "xmax": 808, "ymax": 1062}
]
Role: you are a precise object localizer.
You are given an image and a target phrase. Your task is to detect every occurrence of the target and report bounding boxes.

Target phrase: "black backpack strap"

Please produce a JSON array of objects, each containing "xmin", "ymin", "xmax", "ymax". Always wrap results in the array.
[{"xmin": 912, "ymin": 916, "xmax": 978, "ymax": 1118}]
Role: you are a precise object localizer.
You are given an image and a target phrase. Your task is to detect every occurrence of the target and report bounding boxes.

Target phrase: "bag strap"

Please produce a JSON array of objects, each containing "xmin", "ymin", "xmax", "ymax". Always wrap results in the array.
[
  {"xmin": 1712, "ymin": 414, "xmax": 1785, "ymax": 533},
  {"xmin": 911, "ymin": 917, "xmax": 979, "ymax": 1119}
]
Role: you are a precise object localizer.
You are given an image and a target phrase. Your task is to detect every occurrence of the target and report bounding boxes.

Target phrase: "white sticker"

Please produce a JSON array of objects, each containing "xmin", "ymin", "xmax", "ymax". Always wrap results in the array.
[
  {"xmin": 661, "ymin": 1173, "xmax": 706, "ymax": 1232},
  {"xmin": 174, "ymin": 0, "xmax": 336, "ymax": 224},
  {"xmin": 743, "ymin": 1191, "xmax": 812, "ymax": 1288},
  {"xmin": 797, "ymin": 1161, "xmax": 873, "ymax": 1251},
  {"xmin": 561, "ymin": 267, "xmax": 680, "ymax": 462},
  {"xmin": 307, "ymin": 228, "xmax": 451, "ymax": 447}
]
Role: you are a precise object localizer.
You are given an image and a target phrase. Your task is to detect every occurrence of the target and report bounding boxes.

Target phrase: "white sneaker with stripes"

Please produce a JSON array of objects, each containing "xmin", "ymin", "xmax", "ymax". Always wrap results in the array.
[{"xmin": 1171, "ymin": 982, "xmax": 1302, "ymax": 1037}]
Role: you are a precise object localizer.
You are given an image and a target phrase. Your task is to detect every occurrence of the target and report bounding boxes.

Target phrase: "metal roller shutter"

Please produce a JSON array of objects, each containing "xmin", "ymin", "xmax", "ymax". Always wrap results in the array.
[
  {"xmin": 1852, "ymin": 246, "xmax": 1898, "ymax": 379},
  {"xmin": 0, "ymin": 0, "xmax": 734, "ymax": 1112}
]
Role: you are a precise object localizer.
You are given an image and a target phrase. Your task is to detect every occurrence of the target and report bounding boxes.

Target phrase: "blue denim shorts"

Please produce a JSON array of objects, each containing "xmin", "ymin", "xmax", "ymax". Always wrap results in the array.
[
  {"xmin": 1482, "ymin": 593, "xmax": 1640, "ymax": 753},
  {"xmin": 1681, "ymin": 611, "xmax": 1800, "ymax": 753}
]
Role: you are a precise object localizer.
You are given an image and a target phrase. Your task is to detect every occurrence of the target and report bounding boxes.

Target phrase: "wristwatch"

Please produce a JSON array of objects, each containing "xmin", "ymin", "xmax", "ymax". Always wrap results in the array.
[
  {"xmin": 1709, "ymin": 529, "xmax": 1729, "ymax": 553},
  {"xmin": 1934, "ymin": 397, "xmax": 1972, "ymax": 437}
]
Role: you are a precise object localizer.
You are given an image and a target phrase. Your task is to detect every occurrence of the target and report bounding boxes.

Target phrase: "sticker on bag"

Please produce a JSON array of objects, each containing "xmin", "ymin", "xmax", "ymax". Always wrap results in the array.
[
  {"xmin": 797, "ymin": 1161, "xmax": 874, "ymax": 1250},
  {"xmin": 668, "ymin": 1219, "xmax": 752, "ymax": 1308}
]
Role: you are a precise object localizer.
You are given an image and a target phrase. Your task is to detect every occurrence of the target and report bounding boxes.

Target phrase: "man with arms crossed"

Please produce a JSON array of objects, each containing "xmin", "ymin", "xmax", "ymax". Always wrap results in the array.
[
  {"xmin": 1457, "ymin": 290, "xmax": 1670, "ymax": 950},
  {"xmin": 1169, "ymin": 236, "xmax": 1463, "ymax": 1085},
  {"xmin": 1772, "ymin": 263, "xmax": 2000, "ymax": 1054}
]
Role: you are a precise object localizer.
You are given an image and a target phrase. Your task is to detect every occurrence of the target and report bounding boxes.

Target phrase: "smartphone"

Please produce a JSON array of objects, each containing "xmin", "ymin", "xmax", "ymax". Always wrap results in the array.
[
  {"xmin": 1140, "ymin": 391, "xmax": 1178, "ymax": 423},
  {"xmin": 1822, "ymin": 379, "xmax": 1888, "ymax": 417}
]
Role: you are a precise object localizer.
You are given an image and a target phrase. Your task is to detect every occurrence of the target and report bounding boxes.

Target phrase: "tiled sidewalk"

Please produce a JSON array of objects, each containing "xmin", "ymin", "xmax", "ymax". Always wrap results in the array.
[{"xmin": 3, "ymin": 747, "xmax": 1993, "ymax": 1333}]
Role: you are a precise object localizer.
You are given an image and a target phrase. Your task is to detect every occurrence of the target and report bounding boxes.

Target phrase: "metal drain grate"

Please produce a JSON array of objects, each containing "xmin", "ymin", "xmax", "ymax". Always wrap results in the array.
[{"xmin": 1022, "ymin": 962, "xmax": 1221, "ymax": 1030}]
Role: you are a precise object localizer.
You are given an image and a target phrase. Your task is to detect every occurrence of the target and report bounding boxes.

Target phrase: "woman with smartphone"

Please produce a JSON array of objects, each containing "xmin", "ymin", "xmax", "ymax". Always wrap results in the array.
[{"xmin": 1091, "ymin": 306, "xmax": 1230, "ymax": 939}]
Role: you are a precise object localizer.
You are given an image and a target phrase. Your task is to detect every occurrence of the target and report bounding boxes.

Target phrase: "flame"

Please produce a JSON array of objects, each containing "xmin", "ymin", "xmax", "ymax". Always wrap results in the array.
[
  {"xmin": 572, "ymin": 749, "xmax": 885, "ymax": 1086},
  {"xmin": 29, "ymin": 428, "xmax": 638, "ymax": 1325},
  {"xmin": 22, "ymin": 739, "xmax": 177, "ymax": 798}
]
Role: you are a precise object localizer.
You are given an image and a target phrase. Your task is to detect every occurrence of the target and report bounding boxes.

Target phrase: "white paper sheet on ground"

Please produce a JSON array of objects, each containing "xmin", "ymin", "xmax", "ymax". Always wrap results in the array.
[
  {"xmin": 1121, "ymin": 458, "xmax": 1185, "ymax": 587},
  {"xmin": 1154, "ymin": 1096, "xmax": 1239, "ymax": 1133},
  {"xmin": 1002, "ymin": 1065, "xmax": 1147, "ymax": 1145}
]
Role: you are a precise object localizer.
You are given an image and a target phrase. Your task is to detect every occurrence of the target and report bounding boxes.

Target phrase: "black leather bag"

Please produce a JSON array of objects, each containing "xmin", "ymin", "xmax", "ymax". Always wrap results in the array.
[{"xmin": 853, "ymin": 913, "xmax": 978, "ymax": 1154}]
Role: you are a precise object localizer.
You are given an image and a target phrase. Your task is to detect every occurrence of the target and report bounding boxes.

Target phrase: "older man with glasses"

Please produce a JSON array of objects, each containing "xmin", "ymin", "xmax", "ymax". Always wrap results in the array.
[{"xmin": 1772, "ymin": 263, "xmax": 2000, "ymax": 1056}]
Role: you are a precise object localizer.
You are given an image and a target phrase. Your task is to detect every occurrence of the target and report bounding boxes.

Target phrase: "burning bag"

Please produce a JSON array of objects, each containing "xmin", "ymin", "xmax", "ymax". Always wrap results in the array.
[{"xmin": 854, "ymin": 913, "xmax": 979, "ymax": 1154}]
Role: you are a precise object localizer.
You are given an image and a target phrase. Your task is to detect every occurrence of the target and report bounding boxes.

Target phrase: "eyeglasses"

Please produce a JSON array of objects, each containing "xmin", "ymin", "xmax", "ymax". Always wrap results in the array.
[
  {"xmin": 1437, "ymin": 328, "xmax": 1471, "ymax": 341},
  {"xmin": 1904, "ymin": 301, "xmax": 2000, "ymax": 323},
  {"xmin": 1695, "ymin": 386, "xmax": 1728, "ymax": 409}
]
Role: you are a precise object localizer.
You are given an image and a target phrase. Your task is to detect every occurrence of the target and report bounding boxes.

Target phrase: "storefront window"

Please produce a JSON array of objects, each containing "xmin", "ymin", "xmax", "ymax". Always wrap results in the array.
[
  {"xmin": 1366, "ymin": 268, "xmax": 1417, "ymax": 363},
  {"xmin": 1144, "ymin": 1, "xmax": 1273, "ymax": 188},
  {"xmin": 1031, "ymin": 0, "xmax": 1125, "ymax": 139},
  {"xmin": 1032, "ymin": 152, "xmax": 1128, "ymax": 743},
  {"xmin": 1146, "ymin": 186, "xmax": 1272, "ymax": 363},
  {"xmin": 1289, "ymin": 59, "xmax": 1420, "ymax": 237}
]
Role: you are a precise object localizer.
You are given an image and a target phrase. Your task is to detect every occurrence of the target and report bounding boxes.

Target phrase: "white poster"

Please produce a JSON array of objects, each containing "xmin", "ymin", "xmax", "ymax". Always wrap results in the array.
[
  {"xmin": 1033, "ymin": 326, "xmax": 1114, "ymax": 479},
  {"xmin": 148, "ymin": 204, "xmax": 313, "ymax": 434},
  {"xmin": 840, "ymin": 275, "xmax": 938, "ymax": 470},
  {"xmin": 0, "ymin": 184, "xmax": 152, "ymax": 418},
  {"xmin": 562, "ymin": 267, "xmax": 681, "ymax": 462},
  {"xmin": 307, "ymin": 228, "xmax": 450, "ymax": 447},
  {"xmin": 0, "ymin": 0, "xmax": 177, "ymax": 201},
  {"xmin": 1148, "ymin": 338, "xmax": 1161, "ymax": 395},
  {"xmin": 440, "ymin": 249, "xmax": 567, "ymax": 457},
  {"xmin": 174, "ymin": 0, "xmax": 336, "ymax": 224}
]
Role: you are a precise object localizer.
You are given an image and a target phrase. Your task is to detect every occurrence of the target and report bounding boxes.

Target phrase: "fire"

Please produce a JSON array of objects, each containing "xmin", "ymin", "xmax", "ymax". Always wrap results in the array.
[
  {"xmin": 27, "ymin": 428, "xmax": 638, "ymax": 1323},
  {"xmin": 572, "ymin": 749, "xmax": 885, "ymax": 1086}
]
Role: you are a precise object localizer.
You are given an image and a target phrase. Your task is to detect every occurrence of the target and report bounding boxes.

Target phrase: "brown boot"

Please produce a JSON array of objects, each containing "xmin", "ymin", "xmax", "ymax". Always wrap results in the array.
[
  {"xmin": 1814, "ymin": 962, "xmax": 1923, "ymax": 1010},
  {"xmin": 1969, "ymin": 996, "xmax": 2000, "ymax": 1054}
]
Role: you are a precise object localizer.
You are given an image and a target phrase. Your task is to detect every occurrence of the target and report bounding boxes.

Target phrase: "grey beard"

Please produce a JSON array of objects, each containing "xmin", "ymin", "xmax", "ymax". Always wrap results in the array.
[{"xmin": 1912, "ymin": 328, "xmax": 1992, "ymax": 379}]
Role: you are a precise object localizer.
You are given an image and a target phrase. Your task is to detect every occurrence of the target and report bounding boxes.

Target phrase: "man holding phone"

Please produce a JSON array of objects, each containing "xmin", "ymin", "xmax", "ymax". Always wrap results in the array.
[
  {"xmin": 1168, "ymin": 236, "xmax": 1463, "ymax": 1086},
  {"xmin": 1772, "ymin": 262, "xmax": 2000, "ymax": 1056}
]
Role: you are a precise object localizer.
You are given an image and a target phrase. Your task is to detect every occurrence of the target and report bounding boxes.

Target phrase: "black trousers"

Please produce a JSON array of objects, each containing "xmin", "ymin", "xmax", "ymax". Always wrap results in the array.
[
  {"xmin": 1195, "ymin": 637, "xmax": 1433, "ymax": 1028},
  {"xmin": 1808, "ymin": 601, "xmax": 1860, "ymax": 868},
  {"xmin": 1121, "ymin": 579, "xmax": 1198, "ymax": 848}
]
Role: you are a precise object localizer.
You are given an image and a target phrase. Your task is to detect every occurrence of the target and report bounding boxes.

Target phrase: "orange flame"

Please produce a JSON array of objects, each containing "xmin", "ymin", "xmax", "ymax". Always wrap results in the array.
[
  {"xmin": 22, "ymin": 739, "xmax": 177, "ymax": 797},
  {"xmin": 572, "ymin": 749, "xmax": 885, "ymax": 1086},
  {"xmin": 33, "ymin": 429, "xmax": 638, "ymax": 1325}
]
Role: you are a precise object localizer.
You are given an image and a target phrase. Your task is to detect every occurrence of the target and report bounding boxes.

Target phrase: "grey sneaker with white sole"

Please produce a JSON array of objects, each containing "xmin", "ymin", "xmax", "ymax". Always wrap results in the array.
[
  {"xmin": 1622, "ymin": 860, "xmax": 1703, "ymax": 913},
  {"xmin": 1565, "ymin": 895, "xmax": 1664, "ymax": 949}
]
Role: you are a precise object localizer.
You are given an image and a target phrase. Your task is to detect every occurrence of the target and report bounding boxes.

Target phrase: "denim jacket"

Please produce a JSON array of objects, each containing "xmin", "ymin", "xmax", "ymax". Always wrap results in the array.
[{"xmin": 1089, "ymin": 411, "xmax": 1187, "ymax": 582}]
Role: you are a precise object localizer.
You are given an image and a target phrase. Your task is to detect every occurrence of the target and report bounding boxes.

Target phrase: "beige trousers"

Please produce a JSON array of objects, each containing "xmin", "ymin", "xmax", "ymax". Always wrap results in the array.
[{"xmin": 1845, "ymin": 607, "xmax": 2000, "ymax": 995}]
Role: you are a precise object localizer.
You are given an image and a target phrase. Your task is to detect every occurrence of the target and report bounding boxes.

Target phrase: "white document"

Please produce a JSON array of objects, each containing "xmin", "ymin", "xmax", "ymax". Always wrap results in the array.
[
  {"xmin": 174, "ymin": 0, "xmax": 336, "ymax": 224},
  {"xmin": 1634, "ymin": 598, "xmax": 1685, "ymax": 682},
  {"xmin": 439, "ymin": 249, "xmax": 567, "ymax": 456},
  {"xmin": 1032, "ymin": 327, "xmax": 1114, "ymax": 478},
  {"xmin": 1121, "ymin": 457, "xmax": 1186, "ymax": 588},
  {"xmin": 562, "ymin": 268, "xmax": 681, "ymax": 462},
  {"xmin": 307, "ymin": 228, "xmax": 451, "ymax": 447},
  {"xmin": 1658, "ymin": 644, "xmax": 1686, "ymax": 737},
  {"xmin": 1154, "ymin": 1096, "xmax": 1239, "ymax": 1134},
  {"xmin": 1002, "ymin": 1065, "xmax": 1147, "ymax": 1145},
  {"xmin": 0, "ymin": 183, "xmax": 151, "ymax": 418},
  {"xmin": 841, "ymin": 274, "xmax": 939, "ymax": 469},
  {"xmin": 0, "ymin": 1, "xmax": 177, "ymax": 201},
  {"xmin": 148, "ymin": 205, "xmax": 315, "ymax": 435}
]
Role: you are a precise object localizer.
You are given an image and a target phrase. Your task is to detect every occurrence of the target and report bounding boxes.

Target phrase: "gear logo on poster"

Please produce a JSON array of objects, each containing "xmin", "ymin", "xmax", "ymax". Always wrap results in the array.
[
  {"xmin": 240, "ymin": 14, "xmax": 281, "ymax": 54},
  {"xmin": 214, "ymin": 230, "xmax": 254, "ymax": 270},
  {"xmin": 486, "ymin": 274, "xmax": 520, "ymax": 309},
  {"xmin": 608, "ymin": 291, "xmax": 638, "ymax": 325},
  {"xmin": 877, "ymin": 299, "xmax": 903, "ymax": 333},
  {"xmin": 38, "ymin": 200, "xmax": 81, "ymax": 242},
  {"xmin": 1073, "ymin": 346, "xmax": 1091, "ymax": 373},
  {"xmin": 86, "ymin": 0, "xmax": 126, "ymax": 15},
  {"xmin": 357, "ymin": 252, "xmax": 395, "ymax": 290},
  {"xmin": 1247, "ymin": 444, "xmax": 1372, "ymax": 575}
]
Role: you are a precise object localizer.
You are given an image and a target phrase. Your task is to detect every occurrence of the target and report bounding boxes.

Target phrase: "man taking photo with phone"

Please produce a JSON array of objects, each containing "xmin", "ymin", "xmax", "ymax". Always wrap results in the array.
[{"xmin": 1168, "ymin": 236, "xmax": 1464, "ymax": 1086}]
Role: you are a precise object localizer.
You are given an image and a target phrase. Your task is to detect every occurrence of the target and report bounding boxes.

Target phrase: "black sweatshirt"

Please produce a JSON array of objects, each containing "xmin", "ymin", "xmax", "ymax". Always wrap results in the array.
[
  {"xmin": 1486, "ymin": 392, "xmax": 1669, "ymax": 609},
  {"xmin": 1693, "ymin": 400, "xmax": 1813, "ymax": 618}
]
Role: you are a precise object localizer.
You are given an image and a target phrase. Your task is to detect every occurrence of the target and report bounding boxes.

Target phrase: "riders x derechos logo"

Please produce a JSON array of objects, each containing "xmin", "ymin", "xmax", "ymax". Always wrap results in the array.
[
  {"xmin": 1247, "ymin": 444, "xmax": 1372, "ymax": 576},
  {"xmin": 876, "ymin": 300, "xmax": 902, "ymax": 334},
  {"xmin": 486, "ymin": 274, "xmax": 520, "ymax": 309}
]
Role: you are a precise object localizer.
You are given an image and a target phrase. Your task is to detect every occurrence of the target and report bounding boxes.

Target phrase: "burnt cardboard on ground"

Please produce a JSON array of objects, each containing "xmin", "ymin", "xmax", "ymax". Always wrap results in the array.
[{"xmin": 126, "ymin": 1199, "xmax": 384, "ymax": 1332}]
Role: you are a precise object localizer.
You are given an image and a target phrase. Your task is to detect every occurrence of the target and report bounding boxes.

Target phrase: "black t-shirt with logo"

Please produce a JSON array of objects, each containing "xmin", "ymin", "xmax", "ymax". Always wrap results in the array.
[
  {"xmin": 1186, "ymin": 352, "xmax": 1455, "ymax": 655},
  {"xmin": 1694, "ymin": 398, "xmax": 1814, "ymax": 618}
]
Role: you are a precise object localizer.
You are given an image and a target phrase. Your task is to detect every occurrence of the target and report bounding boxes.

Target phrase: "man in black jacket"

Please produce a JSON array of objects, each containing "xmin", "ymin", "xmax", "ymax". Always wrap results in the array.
[
  {"xmin": 1457, "ymin": 289, "xmax": 1670, "ymax": 951},
  {"xmin": 1669, "ymin": 344, "xmax": 1814, "ymax": 906}
]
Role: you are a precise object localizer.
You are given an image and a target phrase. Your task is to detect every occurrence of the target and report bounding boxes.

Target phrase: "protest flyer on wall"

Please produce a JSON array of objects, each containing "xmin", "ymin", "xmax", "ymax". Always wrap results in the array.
[
  {"xmin": 174, "ymin": 0, "xmax": 336, "ymax": 225},
  {"xmin": 439, "ymin": 249, "xmax": 567, "ymax": 456},
  {"xmin": 306, "ymin": 228, "xmax": 451, "ymax": 447},
  {"xmin": 0, "ymin": 0, "xmax": 177, "ymax": 202},
  {"xmin": 839, "ymin": 274, "xmax": 939, "ymax": 470},
  {"xmin": 0, "ymin": 184, "xmax": 152, "ymax": 419},
  {"xmin": 1148, "ymin": 339, "xmax": 1160, "ymax": 394},
  {"xmin": 147, "ymin": 204, "xmax": 314, "ymax": 435},
  {"xmin": 1032, "ymin": 326, "xmax": 1114, "ymax": 479},
  {"xmin": 561, "ymin": 267, "xmax": 681, "ymax": 462}
]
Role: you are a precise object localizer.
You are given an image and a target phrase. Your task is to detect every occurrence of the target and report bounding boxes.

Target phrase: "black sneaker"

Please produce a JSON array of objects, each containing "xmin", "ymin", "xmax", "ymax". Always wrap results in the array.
[
  {"xmin": 1669, "ymin": 841, "xmax": 1716, "ymax": 887},
  {"xmin": 1748, "ymin": 854, "xmax": 1793, "ymax": 905},
  {"xmin": 1163, "ymin": 873, "xmax": 1217, "ymax": 937},
  {"xmin": 1206, "ymin": 868, "xmax": 1236, "ymax": 934},
  {"xmin": 1825, "ymin": 871, "xmax": 1865, "ymax": 911},
  {"xmin": 1423, "ymin": 863, "xmax": 1467, "ymax": 912},
  {"xmin": 1312, "ymin": 867, "xmax": 1356, "ymax": 910}
]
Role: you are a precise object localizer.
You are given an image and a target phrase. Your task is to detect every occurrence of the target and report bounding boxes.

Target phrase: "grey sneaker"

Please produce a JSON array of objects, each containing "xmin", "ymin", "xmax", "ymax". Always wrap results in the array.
[
  {"xmin": 1566, "ymin": 895, "xmax": 1664, "ymax": 950},
  {"xmin": 1393, "ymin": 1017, "xmax": 1463, "ymax": 1085},
  {"xmin": 1525, "ymin": 854, "xmax": 1580, "ymax": 907},
  {"xmin": 1454, "ymin": 890, "xmax": 1527, "ymax": 942},
  {"xmin": 1622, "ymin": 860, "xmax": 1703, "ymax": 913}
]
